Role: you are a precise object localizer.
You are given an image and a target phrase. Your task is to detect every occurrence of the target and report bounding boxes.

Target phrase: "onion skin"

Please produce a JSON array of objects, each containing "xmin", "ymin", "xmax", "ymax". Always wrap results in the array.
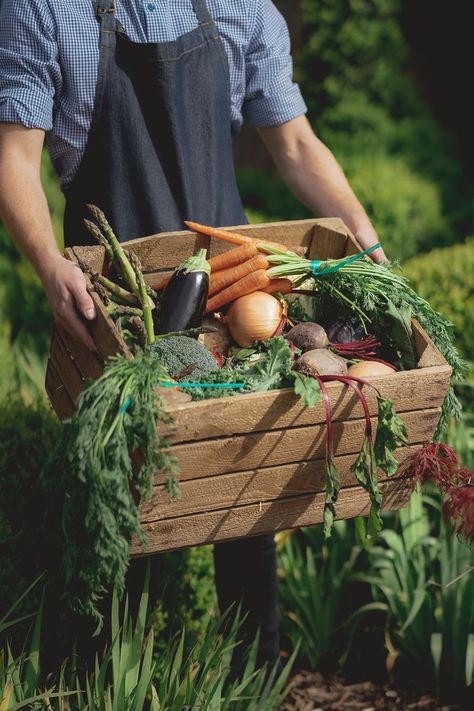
[
  {"xmin": 227, "ymin": 291, "xmax": 283, "ymax": 347},
  {"xmin": 348, "ymin": 361, "xmax": 396, "ymax": 378}
]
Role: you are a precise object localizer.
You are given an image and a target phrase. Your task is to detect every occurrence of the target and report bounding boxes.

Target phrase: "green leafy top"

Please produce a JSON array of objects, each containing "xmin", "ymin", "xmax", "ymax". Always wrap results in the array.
[{"xmin": 45, "ymin": 351, "xmax": 179, "ymax": 629}]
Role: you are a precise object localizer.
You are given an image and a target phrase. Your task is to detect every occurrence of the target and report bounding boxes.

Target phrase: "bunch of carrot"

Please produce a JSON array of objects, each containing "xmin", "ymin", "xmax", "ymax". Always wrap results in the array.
[{"xmin": 154, "ymin": 221, "xmax": 293, "ymax": 313}]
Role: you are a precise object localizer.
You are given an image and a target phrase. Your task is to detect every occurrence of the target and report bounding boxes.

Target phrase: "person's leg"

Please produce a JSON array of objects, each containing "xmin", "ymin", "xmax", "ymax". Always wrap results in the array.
[{"xmin": 213, "ymin": 534, "xmax": 280, "ymax": 668}]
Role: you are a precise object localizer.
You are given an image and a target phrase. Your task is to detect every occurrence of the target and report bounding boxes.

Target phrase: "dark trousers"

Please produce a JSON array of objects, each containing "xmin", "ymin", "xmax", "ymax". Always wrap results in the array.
[{"xmin": 213, "ymin": 534, "xmax": 281, "ymax": 668}]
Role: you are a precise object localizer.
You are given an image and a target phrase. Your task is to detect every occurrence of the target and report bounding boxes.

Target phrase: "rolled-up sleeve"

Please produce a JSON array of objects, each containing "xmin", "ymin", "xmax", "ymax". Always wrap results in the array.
[
  {"xmin": 243, "ymin": 0, "xmax": 307, "ymax": 127},
  {"xmin": 0, "ymin": 0, "xmax": 61, "ymax": 131}
]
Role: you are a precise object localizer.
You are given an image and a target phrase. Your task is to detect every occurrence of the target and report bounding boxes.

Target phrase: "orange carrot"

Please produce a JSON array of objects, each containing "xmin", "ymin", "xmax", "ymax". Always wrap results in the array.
[
  {"xmin": 151, "ymin": 243, "xmax": 260, "ymax": 291},
  {"xmin": 261, "ymin": 278, "xmax": 293, "ymax": 295},
  {"xmin": 184, "ymin": 220, "xmax": 287, "ymax": 252},
  {"xmin": 152, "ymin": 272, "xmax": 172, "ymax": 291},
  {"xmin": 205, "ymin": 270, "xmax": 271, "ymax": 313},
  {"xmin": 209, "ymin": 254, "xmax": 269, "ymax": 296},
  {"xmin": 208, "ymin": 243, "xmax": 258, "ymax": 272}
]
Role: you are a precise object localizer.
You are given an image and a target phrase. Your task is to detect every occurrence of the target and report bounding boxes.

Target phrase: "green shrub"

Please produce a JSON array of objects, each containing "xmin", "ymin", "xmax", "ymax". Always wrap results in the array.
[
  {"xmin": 340, "ymin": 153, "xmax": 450, "ymax": 259},
  {"xmin": 151, "ymin": 546, "xmax": 216, "ymax": 658},
  {"xmin": 0, "ymin": 398, "xmax": 61, "ymax": 621},
  {"xmin": 299, "ymin": 0, "xmax": 470, "ymax": 239},
  {"xmin": 403, "ymin": 238, "xmax": 474, "ymax": 360},
  {"xmin": 2, "ymin": 258, "xmax": 52, "ymax": 357}
]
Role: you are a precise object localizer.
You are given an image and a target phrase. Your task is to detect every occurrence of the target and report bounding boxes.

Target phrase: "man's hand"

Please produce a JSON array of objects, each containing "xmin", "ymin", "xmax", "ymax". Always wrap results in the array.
[
  {"xmin": 41, "ymin": 255, "xmax": 97, "ymax": 351},
  {"xmin": 258, "ymin": 116, "xmax": 387, "ymax": 264},
  {"xmin": 0, "ymin": 123, "xmax": 97, "ymax": 350}
]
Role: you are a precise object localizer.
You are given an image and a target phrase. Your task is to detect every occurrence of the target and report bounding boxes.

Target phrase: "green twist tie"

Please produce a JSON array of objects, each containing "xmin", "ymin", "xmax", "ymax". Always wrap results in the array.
[
  {"xmin": 118, "ymin": 398, "xmax": 132, "ymax": 413},
  {"xmin": 159, "ymin": 382, "xmax": 245, "ymax": 389},
  {"xmin": 310, "ymin": 242, "xmax": 381, "ymax": 276}
]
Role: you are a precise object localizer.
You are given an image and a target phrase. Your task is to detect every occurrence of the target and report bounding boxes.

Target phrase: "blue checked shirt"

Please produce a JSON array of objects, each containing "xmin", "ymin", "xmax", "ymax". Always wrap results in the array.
[{"xmin": 0, "ymin": 0, "xmax": 307, "ymax": 190}]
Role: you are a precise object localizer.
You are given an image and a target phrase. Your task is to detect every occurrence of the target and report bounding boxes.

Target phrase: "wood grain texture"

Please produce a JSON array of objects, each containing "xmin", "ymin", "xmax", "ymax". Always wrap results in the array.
[
  {"xmin": 49, "ymin": 331, "xmax": 85, "ymax": 405},
  {"xmin": 413, "ymin": 319, "xmax": 449, "ymax": 368},
  {"xmin": 45, "ymin": 360, "xmax": 75, "ymax": 421},
  {"xmin": 167, "ymin": 408, "xmax": 440, "ymax": 479},
  {"xmin": 132, "ymin": 476, "xmax": 414, "ymax": 555},
  {"xmin": 163, "ymin": 365, "xmax": 451, "ymax": 445},
  {"xmin": 118, "ymin": 218, "xmax": 348, "ymax": 272},
  {"xmin": 140, "ymin": 444, "xmax": 418, "ymax": 522},
  {"xmin": 54, "ymin": 326, "xmax": 104, "ymax": 381}
]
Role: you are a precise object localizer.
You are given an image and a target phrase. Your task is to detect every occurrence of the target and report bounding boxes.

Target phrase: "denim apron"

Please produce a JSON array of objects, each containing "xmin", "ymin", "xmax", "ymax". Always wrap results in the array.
[
  {"xmin": 63, "ymin": 0, "xmax": 246, "ymax": 246},
  {"xmin": 63, "ymin": 0, "xmax": 280, "ymax": 667}
]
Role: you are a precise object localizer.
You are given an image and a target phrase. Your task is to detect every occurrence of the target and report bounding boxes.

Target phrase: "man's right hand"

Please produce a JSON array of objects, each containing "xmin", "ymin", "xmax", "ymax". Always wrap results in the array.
[
  {"xmin": 41, "ymin": 254, "xmax": 97, "ymax": 352},
  {"xmin": 0, "ymin": 124, "xmax": 98, "ymax": 351}
]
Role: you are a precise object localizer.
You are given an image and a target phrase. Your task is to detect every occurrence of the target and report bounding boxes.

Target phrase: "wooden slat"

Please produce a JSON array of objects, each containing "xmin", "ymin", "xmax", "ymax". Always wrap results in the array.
[
  {"xmin": 168, "ymin": 408, "xmax": 440, "ymax": 480},
  {"xmin": 45, "ymin": 360, "xmax": 75, "ymax": 421},
  {"xmin": 163, "ymin": 365, "xmax": 451, "ymax": 444},
  {"xmin": 118, "ymin": 218, "xmax": 347, "ymax": 272},
  {"xmin": 54, "ymin": 327, "xmax": 104, "ymax": 381},
  {"xmin": 140, "ymin": 444, "xmax": 419, "ymax": 522},
  {"xmin": 413, "ymin": 319, "xmax": 449, "ymax": 368},
  {"xmin": 49, "ymin": 331, "xmax": 85, "ymax": 405},
  {"xmin": 132, "ymin": 476, "xmax": 414, "ymax": 555}
]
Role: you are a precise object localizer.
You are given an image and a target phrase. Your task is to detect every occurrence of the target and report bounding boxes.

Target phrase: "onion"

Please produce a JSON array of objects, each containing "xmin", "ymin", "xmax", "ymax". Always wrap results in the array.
[
  {"xmin": 348, "ymin": 361, "xmax": 396, "ymax": 378},
  {"xmin": 226, "ymin": 291, "xmax": 283, "ymax": 347}
]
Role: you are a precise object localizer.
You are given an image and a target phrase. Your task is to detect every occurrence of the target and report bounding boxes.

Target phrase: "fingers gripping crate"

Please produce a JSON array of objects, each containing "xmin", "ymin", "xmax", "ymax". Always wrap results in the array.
[{"xmin": 45, "ymin": 218, "xmax": 451, "ymax": 555}]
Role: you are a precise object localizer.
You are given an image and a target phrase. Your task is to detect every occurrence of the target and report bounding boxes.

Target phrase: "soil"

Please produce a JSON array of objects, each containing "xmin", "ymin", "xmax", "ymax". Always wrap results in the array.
[{"xmin": 281, "ymin": 671, "xmax": 467, "ymax": 711}]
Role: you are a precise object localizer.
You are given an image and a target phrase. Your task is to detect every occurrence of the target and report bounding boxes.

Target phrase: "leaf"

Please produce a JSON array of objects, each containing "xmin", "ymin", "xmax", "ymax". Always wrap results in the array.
[
  {"xmin": 382, "ymin": 300, "xmax": 417, "ymax": 370},
  {"xmin": 351, "ymin": 436, "xmax": 382, "ymax": 538},
  {"xmin": 292, "ymin": 372, "xmax": 321, "ymax": 407},
  {"xmin": 324, "ymin": 458, "xmax": 340, "ymax": 539},
  {"xmin": 374, "ymin": 396, "xmax": 409, "ymax": 477}
]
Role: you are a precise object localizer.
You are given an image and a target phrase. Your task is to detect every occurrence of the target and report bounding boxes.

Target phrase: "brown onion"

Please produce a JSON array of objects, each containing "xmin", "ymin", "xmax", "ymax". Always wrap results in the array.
[
  {"xmin": 227, "ymin": 291, "xmax": 283, "ymax": 347},
  {"xmin": 348, "ymin": 361, "xmax": 395, "ymax": 378}
]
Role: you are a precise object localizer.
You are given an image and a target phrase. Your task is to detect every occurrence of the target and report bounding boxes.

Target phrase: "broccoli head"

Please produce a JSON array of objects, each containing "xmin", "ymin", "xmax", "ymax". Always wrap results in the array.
[{"xmin": 150, "ymin": 335, "xmax": 218, "ymax": 380}]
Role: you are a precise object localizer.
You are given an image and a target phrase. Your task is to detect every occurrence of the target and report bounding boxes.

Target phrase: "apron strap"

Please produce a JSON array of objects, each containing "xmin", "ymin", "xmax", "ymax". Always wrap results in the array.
[
  {"xmin": 93, "ymin": 0, "xmax": 116, "ymax": 16},
  {"xmin": 191, "ymin": 0, "xmax": 214, "ymax": 26},
  {"xmin": 93, "ymin": 0, "xmax": 117, "ymax": 47}
]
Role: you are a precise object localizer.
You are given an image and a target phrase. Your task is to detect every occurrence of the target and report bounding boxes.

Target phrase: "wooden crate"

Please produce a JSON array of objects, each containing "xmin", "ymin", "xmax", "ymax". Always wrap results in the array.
[{"xmin": 45, "ymin": 218, "xmax": 452, "ymax": 555}]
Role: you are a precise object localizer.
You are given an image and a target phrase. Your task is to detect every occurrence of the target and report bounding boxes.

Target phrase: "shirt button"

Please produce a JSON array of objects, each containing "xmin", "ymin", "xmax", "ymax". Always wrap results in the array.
[{"xmin": 147, "ymin": 3, "xmax": 156, "ymax": 10}]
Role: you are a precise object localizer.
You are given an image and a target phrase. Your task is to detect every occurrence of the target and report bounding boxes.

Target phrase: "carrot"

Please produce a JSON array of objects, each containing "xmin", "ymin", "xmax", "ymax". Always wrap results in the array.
[
  {"xmin": 205, "ymin": 270, "xmax": 271, "ymax": 313},
  {"xmin": 184, "ymin": 220, "xmax": 287, "ymax": 252},
  {"xmin": 209, "ymin": 254, "xmax": 269, "ymax": 296},
  {"xmin": 208, "ymin": 243, "xmax": 258, "ymax": 272},
  {"xmin": 261, "ymin": 279, "xmax": 293, "ymax": 295},
  {"xmin": 152, "ymin": 272, "xmax": 172, "ymax": 291},
  {"xmin": 151, "ymin": 243, "xmax": 260, "ymax": 291}
]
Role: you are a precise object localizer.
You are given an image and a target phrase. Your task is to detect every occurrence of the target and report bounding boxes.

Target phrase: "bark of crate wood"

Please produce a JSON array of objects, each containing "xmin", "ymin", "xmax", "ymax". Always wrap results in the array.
[
  {"xmin": 44, "ymin": 217, "xmax": 452, "ymax": 556},
  {"xmin": 132, "ymin": 476, "xmax": 414, "ymax": 555}
]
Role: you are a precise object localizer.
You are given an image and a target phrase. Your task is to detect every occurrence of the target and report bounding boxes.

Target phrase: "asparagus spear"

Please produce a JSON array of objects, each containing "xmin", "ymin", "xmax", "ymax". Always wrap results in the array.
[
  {"xmin": 129, "ymin": 252, "xmax": 155, "ymax": 345},
  {"xmin": 84, "ymin": 220, "xmax": 115, "ymax": 264},
  {"xmin": 107, "ymin": 303, "xmax": 144, "ymax": 318},
  {"xmin": 87, "ymin": 205, "xmax": 139, "ymax": 296},
  {"xmin": 96, "ymin": 274, "xmax": 139, "ymax": 306}
]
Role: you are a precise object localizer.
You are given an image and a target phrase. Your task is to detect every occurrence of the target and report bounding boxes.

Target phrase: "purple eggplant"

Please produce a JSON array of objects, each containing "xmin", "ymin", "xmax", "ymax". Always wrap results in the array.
[{"xmin": 158, "ymin": 249, "xmax": 210, "ymax": 334}]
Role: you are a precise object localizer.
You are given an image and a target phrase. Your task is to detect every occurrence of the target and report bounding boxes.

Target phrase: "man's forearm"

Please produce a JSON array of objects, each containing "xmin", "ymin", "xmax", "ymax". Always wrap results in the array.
[
  {"xmin": 258, "ymin": 116, "xmax": 386, "ymax": 262},
  {"xmin": 0, "ymin": 123, "xmax": 96, "ymax": 349},
  {"xmin": 0, "ymin": 158, "xmax": 61, "ymax": 280}
]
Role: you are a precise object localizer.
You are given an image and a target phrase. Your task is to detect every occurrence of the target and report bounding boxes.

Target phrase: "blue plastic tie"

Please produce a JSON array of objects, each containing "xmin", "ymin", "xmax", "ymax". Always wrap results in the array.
[
  {"xmin": 310, "ymin": 242, "xmax": 381, "ymax": 276},
  {"xmin": 118, "ymin": 397, "xmax": 132, "ymax": 413},
  {"xmin": 159, "ymin": 382, "xmax": 245, "ymax": 389}
]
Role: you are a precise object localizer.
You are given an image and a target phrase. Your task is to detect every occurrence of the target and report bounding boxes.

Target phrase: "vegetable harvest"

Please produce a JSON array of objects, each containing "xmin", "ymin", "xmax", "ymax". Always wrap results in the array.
[{"xmin": 51, "ymin": 209, "xmax": 471, "ymax": 626}]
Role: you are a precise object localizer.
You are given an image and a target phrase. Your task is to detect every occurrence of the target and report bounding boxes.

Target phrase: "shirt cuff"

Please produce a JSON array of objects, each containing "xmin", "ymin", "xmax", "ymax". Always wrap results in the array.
[
  {"xmin": 0, "ymin": 93, "xmax": 53, "ymax": 131},
  {"xmin": 243, "ymin": 83, "xmax": 307, "ymax": 128}
]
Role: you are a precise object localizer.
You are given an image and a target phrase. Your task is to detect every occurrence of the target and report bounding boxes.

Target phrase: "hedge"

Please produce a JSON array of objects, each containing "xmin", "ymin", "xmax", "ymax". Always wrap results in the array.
[{"xmin": 403, "ymin": 237, "xmax": 474, "ymax": 360}]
